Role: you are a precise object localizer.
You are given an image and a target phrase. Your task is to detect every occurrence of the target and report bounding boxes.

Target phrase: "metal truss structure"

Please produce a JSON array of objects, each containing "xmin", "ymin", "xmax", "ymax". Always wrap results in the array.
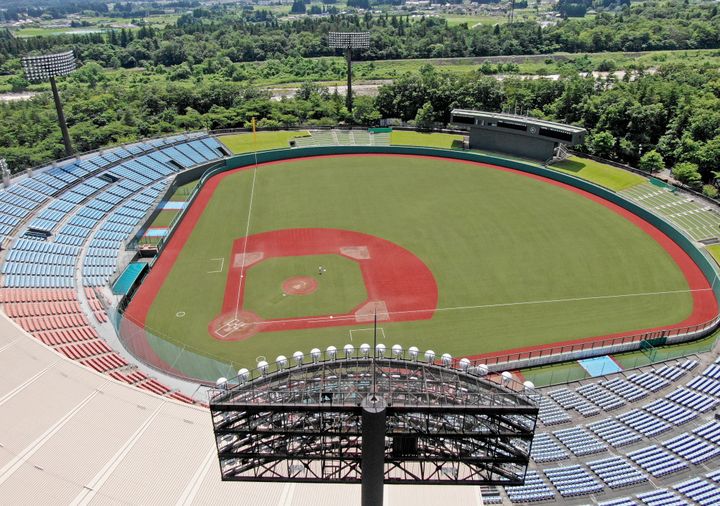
[
  {"xmin": 327, "ymin": 31, "xmax": 370, "ymax": 113},
  {"xmin": 21, "ymin": 51, "xmax": 77, "ymax": 156},
  {"xmin": 210, "ymin": 348, "xmax": 538, "ymax": 498}
]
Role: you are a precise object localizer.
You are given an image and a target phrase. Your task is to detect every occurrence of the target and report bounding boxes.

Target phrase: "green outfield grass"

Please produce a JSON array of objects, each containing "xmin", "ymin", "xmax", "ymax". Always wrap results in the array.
[
  {"xmin": 552, "ymin": 156, "xmax": 646, "ymax": 191},
  {"xmin": 390, "ymin": 131, "xmax": 464, "ymax": 149},
  {"xmin": 219, "ymin": 131, "xmax": 310, "ymax": 154},
  {"xmin": 134, "ymin": 154, "xmax": 696, "ymax": 377}
]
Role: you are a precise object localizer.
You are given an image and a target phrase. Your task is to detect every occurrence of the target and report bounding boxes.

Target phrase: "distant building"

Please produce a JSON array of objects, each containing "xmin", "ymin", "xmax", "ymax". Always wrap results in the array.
[{"xmin": 450, "ymin": 109, "xmax": 587, "ymax": 161}]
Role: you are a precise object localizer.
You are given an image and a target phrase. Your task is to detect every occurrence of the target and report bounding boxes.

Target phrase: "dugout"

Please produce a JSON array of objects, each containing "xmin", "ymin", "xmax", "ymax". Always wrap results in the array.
[{"xmin": 450, "ymin": 109, "xmax": 587, "ymax": 161}]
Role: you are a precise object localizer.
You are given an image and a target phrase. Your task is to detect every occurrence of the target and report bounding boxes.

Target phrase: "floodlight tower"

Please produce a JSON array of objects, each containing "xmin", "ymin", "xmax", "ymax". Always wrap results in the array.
[
  {"xmin": 210, "ymin": 345, "xmax": 539, "ymax": 506},
  {"xmin": 21, "ymin": 51, "xmax": 76, "ymax": 157},
  {"xmin": 328, "ymin": 32, "xmax": 370, "ymax": 114}
]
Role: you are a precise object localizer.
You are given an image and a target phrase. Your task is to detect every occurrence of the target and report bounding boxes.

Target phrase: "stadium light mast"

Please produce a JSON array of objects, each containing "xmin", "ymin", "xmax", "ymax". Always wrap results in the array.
[
  {"xmin": 210, "ymin": 348, "xmax": 538, "ymax": 506},
  {"xmin": 328, "ymin": 32, "xmax": 370, "ymax": 114},
  {"xmin": 21, "ymin": 51, "xmax": 77, "ymax": 157}
]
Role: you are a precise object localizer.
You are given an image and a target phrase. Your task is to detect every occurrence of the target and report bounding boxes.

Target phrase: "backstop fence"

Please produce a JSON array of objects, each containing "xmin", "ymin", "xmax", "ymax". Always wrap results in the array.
[{"xmin": 112, "ymin": 145, "xmax": 720, "ymax": 385}]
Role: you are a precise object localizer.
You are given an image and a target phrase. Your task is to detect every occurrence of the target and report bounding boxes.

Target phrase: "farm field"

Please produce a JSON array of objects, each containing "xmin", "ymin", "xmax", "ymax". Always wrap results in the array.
[{"xmin": 124, "ymin": 153, "xmax": 706, "ymax": 380}]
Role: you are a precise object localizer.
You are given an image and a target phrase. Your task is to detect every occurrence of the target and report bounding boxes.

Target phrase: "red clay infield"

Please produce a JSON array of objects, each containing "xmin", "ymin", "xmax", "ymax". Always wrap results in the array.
[
  {"xmin": 124, "ymin": 154, "xmax": 718, "ymax": 362},
  {"xmin": 208, "ymin": 228, "xmax": 438, "ymax": 341}
]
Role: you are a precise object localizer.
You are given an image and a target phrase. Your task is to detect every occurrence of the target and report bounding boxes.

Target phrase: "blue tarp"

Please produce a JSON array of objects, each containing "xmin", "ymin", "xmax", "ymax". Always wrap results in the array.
[
  {"xmin": 112, "ymin": 262, "xmax": 148, "ymax": 295},
  {"xmin": 578, "ymin": 355, "xmax": 623, "ymax": 377},
  {"xmin": 160, "ymin": 201, "xmax": 186, "ymax": 210}
]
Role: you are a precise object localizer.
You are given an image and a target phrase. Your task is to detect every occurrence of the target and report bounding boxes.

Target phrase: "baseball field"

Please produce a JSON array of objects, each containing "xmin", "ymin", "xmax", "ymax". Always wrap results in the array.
[{"xmin": 124, "ymin": 153, "xmax": 717, "ymax": 376}]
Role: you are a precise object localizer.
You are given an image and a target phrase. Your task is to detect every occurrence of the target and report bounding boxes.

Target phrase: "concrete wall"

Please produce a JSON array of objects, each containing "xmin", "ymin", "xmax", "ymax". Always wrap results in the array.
[{"xmin": 468, "ymin": 127, "xmax": 556, "ymax": 160}]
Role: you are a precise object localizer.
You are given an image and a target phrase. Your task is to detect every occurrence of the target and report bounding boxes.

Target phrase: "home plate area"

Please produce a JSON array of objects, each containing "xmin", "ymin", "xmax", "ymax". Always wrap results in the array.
[{"xmin": 209, "ymin": 311, "xmax": 262, "ymax": 341}]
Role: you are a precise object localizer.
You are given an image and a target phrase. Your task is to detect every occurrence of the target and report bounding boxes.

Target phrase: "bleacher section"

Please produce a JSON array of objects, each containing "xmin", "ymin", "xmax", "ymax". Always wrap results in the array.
[
  {"xmin": 499, "ymin": 356, "xmax": 720, "ymax": 503},
  {"xmin": 586, "ymin": 456, "xmax": 648, "ymax": 489},
  {"xmin": 620, "ymin": 182, "xmax": 720, "ymax": 241},
  {"xmin": 0, "ymin": 132, "xmax": 225, "ymax": 405},
  {"xmin": 293, "ymin": 129, "xmax": 391, "ymax": 148},
  {"xmin": 504, "ymin": 471, "xmax": 555, "ymax": 503}
]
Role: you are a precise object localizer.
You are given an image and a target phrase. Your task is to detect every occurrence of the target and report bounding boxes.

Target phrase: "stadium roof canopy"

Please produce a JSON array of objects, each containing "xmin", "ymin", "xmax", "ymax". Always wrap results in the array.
[{"xmin": 451, "ymin": 109, "xmax": 587, "ymax": 134}]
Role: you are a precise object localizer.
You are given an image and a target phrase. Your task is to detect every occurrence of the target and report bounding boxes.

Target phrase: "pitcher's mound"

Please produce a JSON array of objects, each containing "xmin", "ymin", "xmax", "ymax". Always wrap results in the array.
[
  {"xmin": 282, "ymin": 276, "xmax": 318, "ymax": 295},
  {"xmin": 209, "ymin": 311, "xmax": 262, "ymax": 341}
]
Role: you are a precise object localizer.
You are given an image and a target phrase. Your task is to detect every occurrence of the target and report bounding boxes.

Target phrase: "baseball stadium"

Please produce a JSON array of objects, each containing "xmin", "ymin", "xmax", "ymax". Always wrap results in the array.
[{"xmin": 3, "ymin": 124, "xmax": 720, "ymax": 505}]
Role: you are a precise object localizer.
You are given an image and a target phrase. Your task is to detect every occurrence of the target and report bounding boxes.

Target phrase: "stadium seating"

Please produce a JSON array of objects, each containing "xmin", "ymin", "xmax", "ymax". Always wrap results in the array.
[
  {"xmin": 635, "ymin": 488, "xmax": 689, "ymax": 506},
  {"xmin": 293, "ymin": 129, "xmax": 391, "ymax": 148},
  {"xmin": 543, "ymin": 464, "xmax": 603, "ymax": 497},
  {"xmin": 626, "ymin": 445, "xmax": 688, "ymax": 478},
  {"xmin": 673, "ymin": 478, "xmax": 720, "ymax": 505},
  {"xmin": 0, "ymin": 132, "xmax": 224, "ymax": 405},
  {"xmin": 621, "ymin": 183, "xmax": 720, "ymax": 241},
  {"xmin": 586, "ymin": 456, "xmax": 648, "ymax": 489},
  {"xmin": 530, "ymin": 433, "xmax": 568, "ymax": 463},
  {"xmin": 587, "ymin": 418, "xmax": 642, "ymax": 447},
  {"xmin": 504, "ymin": 471, "xmax": 555, "ymax": 503},
  {"xmin": 552, "ymin": 426, "xmax": 606, "ymax": 457},
  {"xmin": 662, "ymin": 432, "xmax": 720, "ymax": 465}
]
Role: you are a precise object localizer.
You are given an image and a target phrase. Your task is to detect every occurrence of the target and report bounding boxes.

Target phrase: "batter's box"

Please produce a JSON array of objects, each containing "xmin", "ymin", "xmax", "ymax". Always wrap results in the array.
[
  {"xmin": 216, "ymin": 318, "xmax": 245, "ymax": 337},
  {"xmin": 209, "ymin": 311, "xmax": 262, "ymax": 341},
  {"xmin": 349, "ymin": 327, "xmax": 386, "ymax": 342}
]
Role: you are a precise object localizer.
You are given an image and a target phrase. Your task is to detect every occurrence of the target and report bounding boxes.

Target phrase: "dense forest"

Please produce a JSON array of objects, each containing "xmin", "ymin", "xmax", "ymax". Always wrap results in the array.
[
  {"xmin": 2, "ymin": 0, "xmax": 720, "ymax": 69},
  {"xmin": 1, "ymin": 0, "xmax": 720, "ymax": 188}
]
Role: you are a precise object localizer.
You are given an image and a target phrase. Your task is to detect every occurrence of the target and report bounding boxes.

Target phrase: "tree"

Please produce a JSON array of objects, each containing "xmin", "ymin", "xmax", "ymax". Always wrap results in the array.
[
  {"xmin": 352, "ymin": 96, "xmax": 381, "ymax": 125},
  {"xmin": 290, "ymin": 0, "xmax": 306, "ymax": 13},
  {"xmin": 703, "ymin": 184, "xmax": 718, "ymax": 198},
  {"xmin": 415, "ymin": 102, "xmax": 435, "ymax": 130},
  {"xmin": 696, "ymin": 137, "xmax": 720, "ymax": 177},
  {"xmin": 7, "ymin": 76, "xmax": 29, "ymax": 92},
  {"xmin": 672, "ymin": 161, "xmax": 702, "ymax": 188},
  {"xmin": 638, "ymin": 150, "xmax": 665, "ymax": 173},
  {"xmin": 587, "ymin": 131, "xmax": 616, "ymax": 159},
  {"xmin": 72, "ymin": 62, "xmax": 105, "ymax": 88}
]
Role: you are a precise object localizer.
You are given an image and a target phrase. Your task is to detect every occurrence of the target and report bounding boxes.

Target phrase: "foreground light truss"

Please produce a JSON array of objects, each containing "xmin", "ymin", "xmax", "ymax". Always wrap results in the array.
[{"xmin": 210, "ymin": 346, "xmax": 539, "ymax": 505}]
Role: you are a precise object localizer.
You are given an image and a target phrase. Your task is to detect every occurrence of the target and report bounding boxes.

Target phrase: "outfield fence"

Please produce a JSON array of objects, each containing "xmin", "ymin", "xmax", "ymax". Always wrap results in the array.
[{"xmin": 112, "ymin": 145, "xmax": 720, "ymax": 385}]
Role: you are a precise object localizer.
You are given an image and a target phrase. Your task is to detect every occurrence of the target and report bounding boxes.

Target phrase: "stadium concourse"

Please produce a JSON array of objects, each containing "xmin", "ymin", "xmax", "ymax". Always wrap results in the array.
[{"xmin": 4, "ymin": 130, "xmax": 720, "ymax": 504}]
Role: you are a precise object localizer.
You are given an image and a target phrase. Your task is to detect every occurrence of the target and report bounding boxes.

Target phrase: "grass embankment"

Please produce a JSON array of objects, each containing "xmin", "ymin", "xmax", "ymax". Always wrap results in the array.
[
  {"xmin": 219, "ymin": 131, "xmax": 310, "ymax": 154},
  {"xmin": 705, "ymin": 244, "xmax": 720, "ymax": 266},
  {"xmin": 390, "ymin": 130, "xmax": 464, "ymax": 149},
  {"xmin": 552, "ymin": 156, "xmax": 646, "ymax": 191}
]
